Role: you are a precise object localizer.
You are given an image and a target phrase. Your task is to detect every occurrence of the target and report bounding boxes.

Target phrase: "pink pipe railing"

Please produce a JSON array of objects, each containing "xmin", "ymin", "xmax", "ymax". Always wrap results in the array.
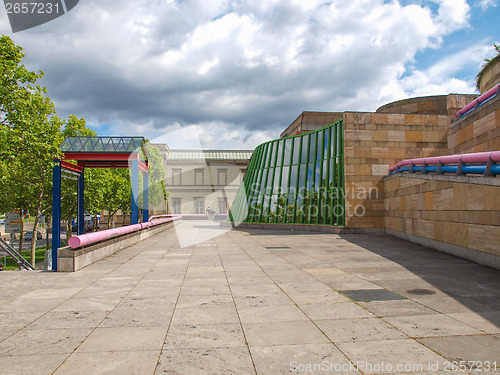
[
  {"xmin": 456, "ymin": 84, "xmax": 500, "ymax": 118},
  {"xmin": 389, "ymin": 150, "xmax": 500, "ymax": 173},
  {"xmin": 68, "ymin": 214, "xmax": 181, "ymax": 249}
]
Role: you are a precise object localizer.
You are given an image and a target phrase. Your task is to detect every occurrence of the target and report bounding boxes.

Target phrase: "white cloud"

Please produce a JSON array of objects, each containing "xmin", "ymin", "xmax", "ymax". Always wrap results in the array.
[
  {"xmin": 477, "ymin": 0, "xmax": 497, "ymax": 10},
  {"xmin": 1, "ymin": 0, "xmax": 488, "ymax": 148}
]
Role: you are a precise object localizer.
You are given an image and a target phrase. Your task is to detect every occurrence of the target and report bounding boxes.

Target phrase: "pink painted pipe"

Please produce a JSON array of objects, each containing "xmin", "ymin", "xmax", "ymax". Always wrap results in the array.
[
  {"xmin": 68, "ymin": 223, "xmax": 143, "ymax": 248},
  {"xmin": 389, "ymin": 150, "xmax": 500, "ymax": 173},
  {"xmin": 456, "ymin": 84, "xmax": 500, "ymax": 117},
  {"xmin": 68, "ymin": 215, "xmax": 182, "ymax": 249}
]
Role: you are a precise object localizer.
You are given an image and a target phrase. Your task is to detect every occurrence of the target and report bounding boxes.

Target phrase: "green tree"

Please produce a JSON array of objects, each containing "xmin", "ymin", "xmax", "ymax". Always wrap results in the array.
[
  {"xmin": 139, "ymin": 141, "xmax": 168, "ymax": 214},
  {"xmin": 0, "ymin": 35, "xmax": 61, "ymax": 265},
  {"xmin": 101, "ymin": 169, "xmax": 131, "ymax": 228}
]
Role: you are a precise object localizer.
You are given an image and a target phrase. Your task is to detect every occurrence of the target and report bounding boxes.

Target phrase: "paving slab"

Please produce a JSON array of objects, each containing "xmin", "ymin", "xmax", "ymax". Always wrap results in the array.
[{"xmin": 0, "ymin": 221, "xmax": 499, "ymax": 374}]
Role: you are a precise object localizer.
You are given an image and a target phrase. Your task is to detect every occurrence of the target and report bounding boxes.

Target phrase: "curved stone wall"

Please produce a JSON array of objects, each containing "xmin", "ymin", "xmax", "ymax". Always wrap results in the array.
[
  {"xmin": 376, "ymin": 95, "xmax": 449, "ymax": 115},
  {"xmin": 479, "ymin": 56, "xmax": 500, "ymax": 94}
]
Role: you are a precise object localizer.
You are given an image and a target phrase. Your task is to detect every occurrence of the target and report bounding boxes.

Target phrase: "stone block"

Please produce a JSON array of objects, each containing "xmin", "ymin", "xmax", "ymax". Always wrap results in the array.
[
  {"xmin": 372, "ymin": 147, "xmax": 390, "ymax": 159},
  {"xmin": 405, "ymin": 131, "xmax": 423, "ymax": 142},
  {"xmin": 432, "ymin": 188, "xmax": 454, "ymax": 211},
  {"xmin": 466, "ymin": 185, "xmax": 485, "ymax": 211},
  {"xmin": 372, "ymin": 164, "xmax": 390, "ymax": 176},
  {"xmin": 467, "ymin": 224, "xmax": 485, "ymax": 252},
  {"xmin": 387, "ymin": 114, "xmax": 405, "ymax": 125},
  {"xmin": 484, "ymin": 225, "xmax": 500, "ymax": 255},
  {"xmin": 484, "ymin": 185, "xmax": 500, "ymax": 210},
  {"xmin": 405, "ymin": 148, "xmax": 423, "ymax": 159},
  {"xmin": 344, "ymin": 146, "xmax": 355, "ymax": 158},
  {"xmin": 345, "ymin": 164, "xmax": 355, "ymax": 176},
  {"xmin": 371, "ymin": 113, "xmax": 388, "ymax": 124},
  {"xmin": 448, "ymin": 133, "xmax": 457, "ymax": 151},
  {"xmin": 354, "ymin": 164, "xmax": 372, "ymax": 176},
  {"xmin": 425, "ymin": 192, "xmax": 433, "ymax": 211},
  {"xmin": 372, "ymin": 130, "xmax": 389, "ymax": 141},
  {"xmin": 457, "ymin": 125, "xmax": 473, "ymax": 145},
  {"xmin": 444, "ymin": 222, "xmax": 468, "ymax": 248},
  {"xmin": 388, "ymin": 130, "xmax": 405, "ymax": 142},
  {"xmin": 473, "ymin": 112, "xmax": 496, "ymax": 138},
  {"xmin": 352, "ymin": 130, "xmax": 372, "ymax": 141},
  {"xmin": 453, "ymin": 183, "xmax": 467, "ymax": 211}
]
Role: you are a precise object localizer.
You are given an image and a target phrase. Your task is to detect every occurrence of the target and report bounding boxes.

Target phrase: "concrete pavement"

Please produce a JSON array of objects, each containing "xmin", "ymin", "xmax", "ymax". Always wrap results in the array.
[{"xmin": 0, "ymin": 220, "xmax": 499, "ymax": 374}]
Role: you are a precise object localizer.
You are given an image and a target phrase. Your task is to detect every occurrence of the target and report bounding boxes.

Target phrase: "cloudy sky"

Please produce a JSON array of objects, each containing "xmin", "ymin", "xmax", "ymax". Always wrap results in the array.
[{"xmin": 1, "ymin": 0, "xmax": 498, "ymax": 149}]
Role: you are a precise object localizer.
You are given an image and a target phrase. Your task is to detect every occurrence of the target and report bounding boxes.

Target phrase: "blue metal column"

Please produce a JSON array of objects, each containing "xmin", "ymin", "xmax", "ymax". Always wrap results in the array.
[
  {"xmin": 52, "ymin": 159, "xmax": 61, "ymax": 271},
  {"xmin": 143, "ymin": 171, "xmax": 149, "ymax": 222},
  {"xmin": 131, "ymin": 158, "xmax": 139, "ymax": 225},
  {"xmin": 77, "ymin": 171, "xmax": 85, "ymax": 235}
]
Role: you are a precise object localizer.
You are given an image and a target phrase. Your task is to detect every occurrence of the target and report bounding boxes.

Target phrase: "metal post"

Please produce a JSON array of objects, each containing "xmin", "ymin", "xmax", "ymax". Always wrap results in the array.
[
  {"xmin": 131, "ymin": 158, "xmax": 139, "ymax": 225},
  {"xmin": 77, "ymin": 171, "xmax": 85, "ymax": 235},
  {"xmin": 143, "ymin": 171, "xmax": 149, "ymax": 223},
  {"xmin": 52, "ymin": 159, "xmax": 61, "ymax": 271}
]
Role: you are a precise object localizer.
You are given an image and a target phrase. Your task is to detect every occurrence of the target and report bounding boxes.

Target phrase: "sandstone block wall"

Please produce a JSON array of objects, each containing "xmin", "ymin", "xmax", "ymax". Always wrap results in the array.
[
  {"xmin": 385, "ymin": 174, "xmax": 500, "ymax": 269},
  {"xmin": 448, "ymin": 94, "xmax": 500, "ymax": 154},
  {"xmin": 343, "ymin": 111, "xmax": 449, "ymax": 229}
]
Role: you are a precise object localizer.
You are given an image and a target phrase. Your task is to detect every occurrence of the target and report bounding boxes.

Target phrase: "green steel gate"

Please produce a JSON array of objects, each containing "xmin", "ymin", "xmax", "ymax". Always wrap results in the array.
[{"xmin": 230, "ymin": 119, "xmax": 345, "ymax": 226}]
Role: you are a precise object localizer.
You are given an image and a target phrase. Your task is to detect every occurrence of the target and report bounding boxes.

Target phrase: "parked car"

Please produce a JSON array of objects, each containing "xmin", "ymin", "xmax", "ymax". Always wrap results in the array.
[
  {"xmin": 24, "ymin": 231, "xmax": 42, "ymax": 241},
  {"xmin": 0, "ymin": 219, "xmax": 5, "ymax": 225}
]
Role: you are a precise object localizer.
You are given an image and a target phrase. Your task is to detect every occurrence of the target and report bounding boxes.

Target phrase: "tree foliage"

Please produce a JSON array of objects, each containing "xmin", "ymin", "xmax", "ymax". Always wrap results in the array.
[{"xmin": 0, "ymin": 36, "xmax": 168, "ymax": 267}]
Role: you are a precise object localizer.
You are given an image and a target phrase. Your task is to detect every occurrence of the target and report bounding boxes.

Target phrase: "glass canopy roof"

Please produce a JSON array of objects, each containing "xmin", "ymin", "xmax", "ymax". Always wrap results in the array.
[{"xmin": 60, "ymin": 137, "xmax": 146, "ymax": 154}]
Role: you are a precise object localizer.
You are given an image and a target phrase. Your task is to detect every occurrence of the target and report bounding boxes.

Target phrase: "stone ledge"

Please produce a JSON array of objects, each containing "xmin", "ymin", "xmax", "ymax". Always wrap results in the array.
[
  {"xmin": 57, "ymin": 221, "xmax": 175, "ymax": 272},
  {"xmin": 221, "ymin": 221, "xmax": 384, "ymax": 234},
  {"xmin": 385, "ymin": 173, "xmax": 500, "ymax": 187}
]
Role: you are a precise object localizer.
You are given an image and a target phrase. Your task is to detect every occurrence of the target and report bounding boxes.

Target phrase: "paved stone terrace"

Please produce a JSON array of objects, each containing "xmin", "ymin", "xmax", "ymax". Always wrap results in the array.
[{"xmin": 0, "ymin": 221, "xmax": 499, "ymax": 375}]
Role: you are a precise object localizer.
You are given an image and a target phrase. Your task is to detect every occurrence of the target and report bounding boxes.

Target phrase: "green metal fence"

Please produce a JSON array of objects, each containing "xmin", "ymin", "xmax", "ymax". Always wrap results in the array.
[{"xmin": 230, "ymin": 119, "xmax": 345, "ymax": 225}]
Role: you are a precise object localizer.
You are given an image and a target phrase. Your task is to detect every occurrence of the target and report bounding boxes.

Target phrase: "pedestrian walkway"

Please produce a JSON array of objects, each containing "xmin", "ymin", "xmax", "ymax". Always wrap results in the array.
[{"xmin": 0, "ymin": 221, "xmax": 499, "ymax": 374}]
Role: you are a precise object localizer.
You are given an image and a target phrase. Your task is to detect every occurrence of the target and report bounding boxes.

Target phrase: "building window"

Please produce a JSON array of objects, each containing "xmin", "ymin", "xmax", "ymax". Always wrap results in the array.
[
  {"xmin": 172, "ymin": 169, "xmax": 182, "ymax": 185},
  {"xmin": 218, "ymin": 169, "xmax": 227, "ymax": 186},
  {"xmin": 218, "ymin": 198, "xmax": 228, "ymax": 214},
  {"xmin": 194, "ymin": 198, "xmax": 205, "ymax": 214},
  {"xmin": 195, "ymin": 169, "xmax": 204, "ymax": 185},
  {"xmin": 172, "ymin": 199, "xmax": 182, "ymax": 214}
]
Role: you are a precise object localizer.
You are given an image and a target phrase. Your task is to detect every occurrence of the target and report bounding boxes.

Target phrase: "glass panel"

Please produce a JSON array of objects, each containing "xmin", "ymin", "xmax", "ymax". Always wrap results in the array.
[
  {"xmin": 275, "ymin": 140, "xmax": 284, "ymax": 166},
  {"xmin": 315, "ymin": 162, "xmax": 321, "ymax": 192},
  {"xmin": 248, "ymin": 197, "xmax": 259, "ymax": 221},
  {"xmin": 281, "ymin": 166, "xmax": 289, "ymax": 193},
  {"xmin": 295, "ymin": 193, "xmax": 303, "ymax": 223},
  {"xmin": 292, "ymin": 138, "xmax": 300, "ymax": 165},
  {"xmin": 317, "ymin": 131, "xmax": 324, "ymax": 161},
  {"xmin": 309, "ymin": 134, "xmax": 316, "ymax": 163},
  {"xmin": 260, "ymin": 168, "xmax": 269, "ymax": 194},
  {"xmin": 283, "ymin": 139, "xmax": 291, "ymax": 166},
  {"xmin": 269, "ymin": 195, "xmax": 278, "ymax": 222},
  {"xmin": 273, "ymin": 166, "xmax": 282, "ymax": 194},
  {"xmin": 276, "ymin": 194, "xmax": 286, "ymax": 223},
  {"xmin": 265, "ymin": 143, "xmax": 274, "ymax": 168},
  {"xmin": 307, "ymin": 163, "xmax": 314, "ymax": 191},
  {"xmin": 298, "ymin": 163, "xmax": 306, "ymax": 191},
  {"xmin": 324, "ymin": 127, "xmax": 330, "ymax": 160},
  {"xmin": 301, "ymin": 136, "xmax": 308, "ymax": 164},
  {"xmin": 331, "ymin": 126, "xmax": 337, "ymax": 158},
  {"xmin": 289, "ymin": 165, "xmax": 298, "ymax": 195},
  {"xmin": 260, "ymin": 195, "xmax": 270, "ymax": 222}
]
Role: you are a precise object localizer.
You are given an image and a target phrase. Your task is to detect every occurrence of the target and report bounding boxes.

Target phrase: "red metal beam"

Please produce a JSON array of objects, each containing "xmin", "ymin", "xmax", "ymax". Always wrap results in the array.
[
  {"xmin": 60, "ymin": 160, "xmax": 83, "ymax": 173},
  {"xmin": 77, "ymin": 160, "xmax": 149, "ymax": 172},
  {"xmin": 63, "ymin": 152, "xmax": 133, "ymax": 161}
]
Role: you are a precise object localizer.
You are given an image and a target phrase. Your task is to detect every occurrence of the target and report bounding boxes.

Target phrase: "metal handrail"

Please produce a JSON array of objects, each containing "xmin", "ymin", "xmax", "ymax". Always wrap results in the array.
[
  {"xmin": 389, "ymin": 151, "xmax": 500, "ymax": 176},
  {"xmin": 0, "ymin": 238, "xmax": 35, "ymax": 270},
  {"xmin": 456, "ymin": 84, "xmax": 500, "ymax": 118}
]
